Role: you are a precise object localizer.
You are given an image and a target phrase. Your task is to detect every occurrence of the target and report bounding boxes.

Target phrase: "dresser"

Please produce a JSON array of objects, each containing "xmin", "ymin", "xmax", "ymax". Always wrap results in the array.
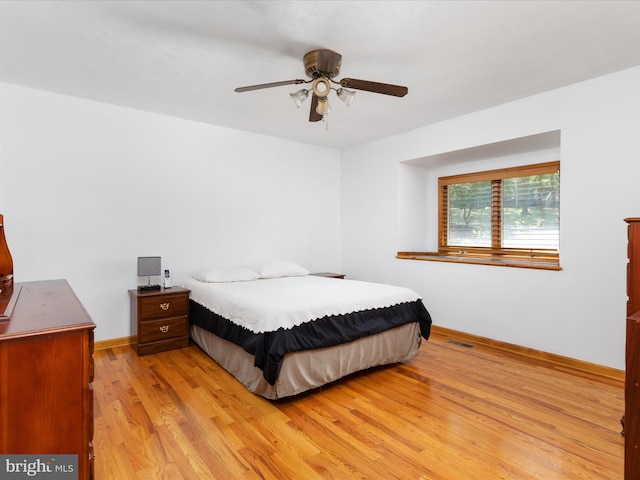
[
  {"xmin": 626, "ymin": 218, "xmax": 640, "ymax": 479},
  {"xmin": 0, "ymin": 279, "xmax": 95, "ymax": 479},
  {"xmin": 129, "ymin": 286, "xmax": 190, "ymax": 355}
]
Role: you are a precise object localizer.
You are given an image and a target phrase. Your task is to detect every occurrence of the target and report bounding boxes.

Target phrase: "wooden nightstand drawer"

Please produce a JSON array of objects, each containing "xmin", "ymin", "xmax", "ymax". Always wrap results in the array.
[
  {"xmin": 139, "ymin": 293, "xmax": 188, "ymax": 320},
  {"xmin": 129, "ymin": 286, "xmax": 191, "ymax": 356},
  {"xmin": 139, "ymin": 315, "xmax": 188, "ymax": 343}
]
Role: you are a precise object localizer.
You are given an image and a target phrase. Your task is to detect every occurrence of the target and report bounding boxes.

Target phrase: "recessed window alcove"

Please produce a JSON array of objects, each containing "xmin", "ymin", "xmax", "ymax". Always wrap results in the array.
[{"xmin": 397, "ymin": 130, "xmax": 561, "ymax": 270}]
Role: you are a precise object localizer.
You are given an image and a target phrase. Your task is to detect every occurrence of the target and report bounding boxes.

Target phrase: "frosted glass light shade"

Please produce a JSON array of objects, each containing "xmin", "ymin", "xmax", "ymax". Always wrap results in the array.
[
  {"xmin": 316, "ymin": 98, "xmax": 331, "ymax": 115},
  {"xmin": 312, "ymin": 77, "xmax": 331, "ymax": 97},
  {"xmin": 289, "ymin": 89, "xmax": 309, "ymax": 108},
  {"xmin": 337, "ymin": 88, "xmax": 356, "ymax": 106}
]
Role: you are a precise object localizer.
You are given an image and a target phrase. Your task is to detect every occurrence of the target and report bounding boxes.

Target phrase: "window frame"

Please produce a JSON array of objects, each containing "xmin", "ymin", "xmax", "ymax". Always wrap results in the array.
[{"xmin": 397, "ymin": 161, "xmax": 561, "ymax": 270}]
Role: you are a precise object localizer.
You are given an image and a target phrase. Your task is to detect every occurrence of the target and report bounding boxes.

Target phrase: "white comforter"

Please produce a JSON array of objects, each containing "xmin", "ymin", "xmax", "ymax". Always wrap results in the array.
[{"xmin": 182, "ymin": 275, "xmax": 421, "ymax": 334}]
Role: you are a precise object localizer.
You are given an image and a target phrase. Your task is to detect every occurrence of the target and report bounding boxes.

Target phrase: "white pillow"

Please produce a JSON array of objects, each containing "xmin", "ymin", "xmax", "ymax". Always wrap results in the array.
[
  {"xmin": 193, "ymin": 266, "xmax": 260, "ymax": 283},
  {"xmin": 252, "ymin": 261, "xmax": 310, "ymax": 279}
]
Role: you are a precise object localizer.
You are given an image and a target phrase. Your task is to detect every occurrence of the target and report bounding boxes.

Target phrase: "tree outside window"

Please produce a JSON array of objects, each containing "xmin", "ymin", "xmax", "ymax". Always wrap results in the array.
[{"xmin": 439, "ymin": 161, "xmax": 560, "ymax": 264}]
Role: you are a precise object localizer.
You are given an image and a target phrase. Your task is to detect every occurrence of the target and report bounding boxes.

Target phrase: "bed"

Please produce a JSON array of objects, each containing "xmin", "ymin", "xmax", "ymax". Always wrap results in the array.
[{"xmin": 182, "ymin": 262, "xmax": 432, "ymax": 399}]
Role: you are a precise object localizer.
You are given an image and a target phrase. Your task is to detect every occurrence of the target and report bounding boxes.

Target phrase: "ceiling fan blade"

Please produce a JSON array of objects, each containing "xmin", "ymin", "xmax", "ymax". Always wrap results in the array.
[
  {"xmin": 309, "ymin": 95, "xmax": 322, "ymax": 122},
  {"xmin": 340, "ymin": 78, "xmax": 408, "ymax": 97},
  {"xmin": 316, "ymin": 49, "xmax": 342, "ymax": 77},
  {"xmin": 234, "ymin": 79, "xmax": 306, "ymax": 93}
]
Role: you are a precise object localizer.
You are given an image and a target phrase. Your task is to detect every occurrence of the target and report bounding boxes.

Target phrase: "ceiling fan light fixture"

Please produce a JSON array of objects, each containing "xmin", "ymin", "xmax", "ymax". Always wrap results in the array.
[
  {"xmin": 234, "ymin": 49, "xmax": 408, "ymax": 126},
  {"xmin": 289, "ymin": 89, "xmax": 309, "ymax": 108},
  {"xmin": 316, "ymin": 97, "xmax": 331, "ymax": 116},
  {"xmin": 337, "ymin": 88, "xmax": 356, "ymax": 107},
  {"xmin": 312, "ymin": 77, "xmax": 331, "ymax": 98}
]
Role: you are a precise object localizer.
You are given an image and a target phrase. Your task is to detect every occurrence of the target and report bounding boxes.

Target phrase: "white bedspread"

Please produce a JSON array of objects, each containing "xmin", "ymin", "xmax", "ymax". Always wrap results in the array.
[{"xmin": 182, "ymin": 276, "xmax": 422, "ymax": 334}]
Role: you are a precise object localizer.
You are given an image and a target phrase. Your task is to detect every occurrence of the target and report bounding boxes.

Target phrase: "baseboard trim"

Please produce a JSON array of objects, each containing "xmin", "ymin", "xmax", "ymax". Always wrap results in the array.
[
  {"xmin": 95, "ymin": 336, "xmax": 134, "ymax": 351},
  {"xmin": 430, "ymin": 325, "xmax": 624, "ymax": 383},
  {"xmin": 96, "ymin": 328, "xmax": 624, "ymax": 383}
]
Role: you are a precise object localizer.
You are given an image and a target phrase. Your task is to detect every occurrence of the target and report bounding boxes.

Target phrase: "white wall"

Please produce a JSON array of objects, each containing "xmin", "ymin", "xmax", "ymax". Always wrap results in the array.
[
  {"xmin": 3, "ymin": 66, "xmax": 638, "ymax": 371},
  {"xmin": 341, "ymin": 66, "xmax": 640, "ymax": 371},
  {"xmin": 0, "ymin": 83, "xmax": 341, "ymax": 342}
]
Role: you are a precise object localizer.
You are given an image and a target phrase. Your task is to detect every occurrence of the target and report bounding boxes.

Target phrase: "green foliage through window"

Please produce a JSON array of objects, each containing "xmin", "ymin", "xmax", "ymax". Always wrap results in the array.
[
  {"xmin": 442, "ymin": 162, "xmax": 560, "ymax": 252},
  {"xmin": 448, "ymin": 181, "xmax": 492, "ymax": 247}
]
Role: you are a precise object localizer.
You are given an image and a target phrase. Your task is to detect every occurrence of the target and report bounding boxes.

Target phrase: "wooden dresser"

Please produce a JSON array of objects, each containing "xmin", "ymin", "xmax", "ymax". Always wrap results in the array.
[
  {"xmin": 129, "ymin": 286, "xmax": 190, "ymax": 355},
  {"xmin": 0, "ymin": 279, "xmax": 95, "ymax": 479},
  {"xmin": 626, "ymin": 218, "xmax": 640, "ymax": 479}
]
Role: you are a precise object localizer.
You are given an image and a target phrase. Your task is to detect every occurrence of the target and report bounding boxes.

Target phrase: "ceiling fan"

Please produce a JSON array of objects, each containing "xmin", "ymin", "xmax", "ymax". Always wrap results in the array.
[{"xmin": 234, "ymin": 49, "xmax": 408, "ymax": 122}]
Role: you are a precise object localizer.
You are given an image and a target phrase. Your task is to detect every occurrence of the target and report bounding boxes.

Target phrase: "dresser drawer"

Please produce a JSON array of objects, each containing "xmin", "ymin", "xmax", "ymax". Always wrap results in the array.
[
  {"xmin": 139, "ymin": 315, "xmax": 188, "ymax": 343},
  {"xmin": 139, "ymin": 293, "xmax": 188, "ymax": 320}
]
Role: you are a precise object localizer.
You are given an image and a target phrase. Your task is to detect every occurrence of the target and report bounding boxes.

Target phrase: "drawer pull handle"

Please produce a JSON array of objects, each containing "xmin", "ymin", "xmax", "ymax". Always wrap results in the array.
[
  {"xmin": 160, "ymin": 302, "xmax": 170, "ymax": 311},
  {"xmin": 160, "ymin": 325, "xmax": 170, "ymax": 334}
]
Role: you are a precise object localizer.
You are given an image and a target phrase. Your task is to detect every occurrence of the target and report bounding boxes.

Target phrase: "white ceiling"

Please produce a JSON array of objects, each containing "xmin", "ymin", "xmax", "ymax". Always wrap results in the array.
[{"xmin": 1, "ymin": 1, "xmax": 640, "ymax": 149}]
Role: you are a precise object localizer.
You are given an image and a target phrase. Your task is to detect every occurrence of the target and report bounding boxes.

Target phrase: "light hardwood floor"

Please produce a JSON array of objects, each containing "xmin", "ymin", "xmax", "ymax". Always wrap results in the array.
[{"xmin": 93, "ymin": 331, "xmax": 624, "ymax": 479}]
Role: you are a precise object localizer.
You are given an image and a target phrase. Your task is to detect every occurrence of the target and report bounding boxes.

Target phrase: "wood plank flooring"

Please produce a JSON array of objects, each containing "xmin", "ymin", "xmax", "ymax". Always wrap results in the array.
[{"xmin": 93, "ymin": 332, "xmax": 624, "ymax": 479}]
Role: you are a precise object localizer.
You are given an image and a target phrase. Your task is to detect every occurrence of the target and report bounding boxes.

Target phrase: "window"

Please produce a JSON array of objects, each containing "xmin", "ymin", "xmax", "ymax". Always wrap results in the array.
[{"xmin": 398, "ymin": 161, "xmax": 561, "ymax": 270}]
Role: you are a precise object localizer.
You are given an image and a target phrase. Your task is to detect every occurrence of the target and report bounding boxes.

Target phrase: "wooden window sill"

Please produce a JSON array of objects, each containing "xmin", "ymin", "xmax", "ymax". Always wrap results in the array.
[{"xmin": 396, "ymin": 252, "xmax": 562, "ymax": 271}]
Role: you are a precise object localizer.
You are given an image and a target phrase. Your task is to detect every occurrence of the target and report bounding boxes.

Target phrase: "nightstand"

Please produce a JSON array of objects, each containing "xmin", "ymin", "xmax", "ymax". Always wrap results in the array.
[
  {"xmin": 128, "ymin": 286, "xmax": 190, "ymax": 355},
  {"xmin": 310, "ymin": 272, "xmax": 346, "ymax": 279}
]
